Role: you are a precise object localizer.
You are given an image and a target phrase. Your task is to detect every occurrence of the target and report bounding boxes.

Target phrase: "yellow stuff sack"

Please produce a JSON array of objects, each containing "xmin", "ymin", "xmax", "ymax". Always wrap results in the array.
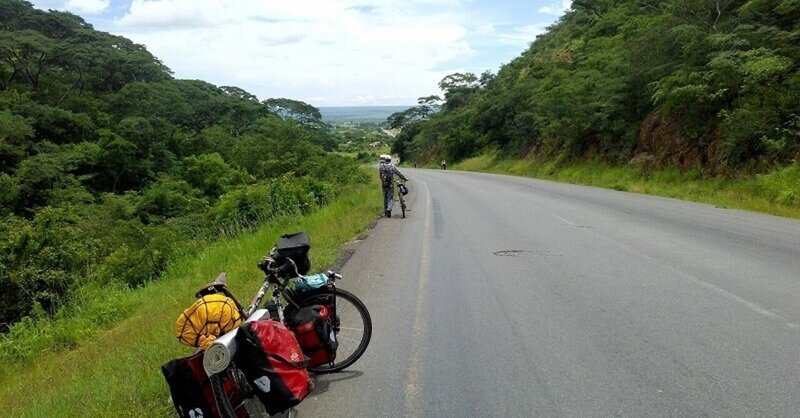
[{"xmin": 175, "ymin": 294, "xmax": 242, "ymax": 350}]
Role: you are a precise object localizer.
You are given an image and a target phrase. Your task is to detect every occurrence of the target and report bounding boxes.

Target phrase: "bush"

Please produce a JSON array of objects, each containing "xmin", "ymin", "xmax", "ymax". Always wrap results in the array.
[
  {"xmin": 99, "ymin": 222, "xmax": 179, "ymax": 287},
  {"xmin": 181, "ymin": 153, "xmax": 250, "ymax": 198},
  {"xmin": 212, "ymin": 176, "xmax": 317, "ymax": 232},
  {"xmin": 136, "ymin": 176, "xmax": 208, "ymax": 224},
  {"xmin": 757, "ymin": 163, "xmax": 800, "ymax": 206}
]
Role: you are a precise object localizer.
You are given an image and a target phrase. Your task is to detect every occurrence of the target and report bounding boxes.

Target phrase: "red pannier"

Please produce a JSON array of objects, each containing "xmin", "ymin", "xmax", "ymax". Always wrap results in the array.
[
  {"xmin": 286, "ymin": 305, "xmax": 338, "ymax": 368},
  {"xmin": 161, "ymin": 351, "xmax": 249, "ymax": 418},
  {"xmin": 234, "ymin": 320, "xmax": 312, "ymax": 415}
]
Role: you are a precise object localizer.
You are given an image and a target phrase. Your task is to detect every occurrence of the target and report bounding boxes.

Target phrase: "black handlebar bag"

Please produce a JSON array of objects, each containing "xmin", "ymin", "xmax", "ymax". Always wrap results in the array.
[{"xmin": 275, "ymin": 232, "xmax": 311, "ymax": 275}]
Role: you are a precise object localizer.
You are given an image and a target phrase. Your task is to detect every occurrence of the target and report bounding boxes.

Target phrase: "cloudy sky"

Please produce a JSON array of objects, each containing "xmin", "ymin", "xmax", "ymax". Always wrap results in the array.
[{"xmin": 29, "ymin": 0, "xmax": 571, "ymax": 106}]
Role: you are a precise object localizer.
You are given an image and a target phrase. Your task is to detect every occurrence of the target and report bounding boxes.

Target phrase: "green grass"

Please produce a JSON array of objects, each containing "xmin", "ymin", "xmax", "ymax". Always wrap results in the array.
[
  {"xmin": 0, "ymin": 183, "xmax": 381, "ymax": 417},
  {"xmin": 454, "ymin": 153, "xmax": 800, "ymax": 219}
]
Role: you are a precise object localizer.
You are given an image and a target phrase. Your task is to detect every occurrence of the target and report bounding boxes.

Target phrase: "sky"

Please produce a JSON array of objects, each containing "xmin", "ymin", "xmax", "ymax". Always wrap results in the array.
[{"xmin": 28, "ymin": 0, "xmax": 572, "ymax": 107}]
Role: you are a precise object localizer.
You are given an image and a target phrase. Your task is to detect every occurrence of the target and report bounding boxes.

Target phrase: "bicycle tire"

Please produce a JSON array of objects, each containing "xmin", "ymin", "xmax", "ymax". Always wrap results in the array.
[
  {"xmin": 297, "ymin": 288, "xmax": 372, "ymax": 374},
  {"xmin": 401, "ymin": 197, "xmax": 406, "ymax": 218}
]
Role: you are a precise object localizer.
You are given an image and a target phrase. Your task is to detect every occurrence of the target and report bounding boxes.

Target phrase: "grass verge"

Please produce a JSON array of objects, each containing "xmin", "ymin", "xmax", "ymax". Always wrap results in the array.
[
  {"xmin": 454, "ymin": 153, "xmax": 800, "ymax": 219},
  {"xmin": 0, "ymin": 183, "xmax": 381, "ymax": 417}
]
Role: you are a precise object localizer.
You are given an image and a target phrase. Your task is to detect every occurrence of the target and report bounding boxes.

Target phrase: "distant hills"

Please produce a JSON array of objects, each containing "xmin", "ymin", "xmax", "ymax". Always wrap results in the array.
[{"xmin": 319, "ymin": 106, "xmax": 412, "ymax": 124}]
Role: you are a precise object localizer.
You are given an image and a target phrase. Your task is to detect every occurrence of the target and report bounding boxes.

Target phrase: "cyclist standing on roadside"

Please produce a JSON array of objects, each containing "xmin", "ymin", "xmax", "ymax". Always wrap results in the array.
[{"xmin": 378, "ymin": 154, "xmax": 407, "ymax": 218}]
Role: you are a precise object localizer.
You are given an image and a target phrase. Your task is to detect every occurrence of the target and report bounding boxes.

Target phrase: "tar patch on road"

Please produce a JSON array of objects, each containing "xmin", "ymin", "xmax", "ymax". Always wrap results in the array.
[{"xmin": 493, "ymin": 249, "xmax": 563, "ymax": 257}]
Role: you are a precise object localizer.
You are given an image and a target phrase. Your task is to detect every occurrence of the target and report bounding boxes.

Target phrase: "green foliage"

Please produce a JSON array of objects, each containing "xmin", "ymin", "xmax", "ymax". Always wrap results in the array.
[
  {"xmin": 0, "ymin": 1, "xmax": 367, "ymax": 330},
  {"xmin": 0, "ymin": 110, "xmax": 33, "ymax": 171},
  {"xmin": 0, "ymin": 182, "xmax": 381, "ymax": 416},
  {"xmin": 455, "ymin": 153, "xmax": 800, "ymax": 218},
  {"xmin": 756, "ymin": 161, "xmax": 800, "ymax": 205},
  {"xmin": 263, "ymin": 97, "xmax": 323, "ymax": 126},
  {"xmin": 404, "ymin": 0, "xmax": 800, "ymax": 174},
  {"xmin": 136, "ymin": 176, "xmax": 207, "ymax": 224},
  {"xmin": 212, "ymin": 177, "xmax": 315, "ymax": 230},
  {"xmin": 181, "ymin": 153, "xmax": 250, "ymax": 197}
]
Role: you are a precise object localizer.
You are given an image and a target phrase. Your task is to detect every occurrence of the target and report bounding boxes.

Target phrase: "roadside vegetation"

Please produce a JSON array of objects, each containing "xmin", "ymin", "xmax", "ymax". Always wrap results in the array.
[
  {"xmin": 389, "ymin": 0, "xmax": 800, "ymax": 214},
  {"xmin": 455, "ymin": 154, "xmax": 800, "ymax": 219},
  {"xmin": 0, "ymin": 183, "xmax": 381, "ymax": 417},
  {"xmin": 0, "ymin": 0, "xmax": 369, "ymax": 367}
]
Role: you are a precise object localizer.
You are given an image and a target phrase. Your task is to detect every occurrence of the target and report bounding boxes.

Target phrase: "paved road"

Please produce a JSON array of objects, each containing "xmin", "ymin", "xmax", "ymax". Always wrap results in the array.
[{"xmin": 298, "ymin": 169, "xmax": 800, "ymax": 417}]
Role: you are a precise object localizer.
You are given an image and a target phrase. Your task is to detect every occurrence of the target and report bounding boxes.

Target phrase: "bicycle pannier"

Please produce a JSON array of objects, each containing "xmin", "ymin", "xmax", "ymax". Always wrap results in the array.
[
  {"xmin": 234, "ymin": 320, "xmax": 312, "ymax": 415},
  {"xmin": 286, "ymin": 305, "xmax": 338, "ymax": 368},
  {"xmin": 162, "ymin": 351, "xmax": 249, "ymax": 418}
]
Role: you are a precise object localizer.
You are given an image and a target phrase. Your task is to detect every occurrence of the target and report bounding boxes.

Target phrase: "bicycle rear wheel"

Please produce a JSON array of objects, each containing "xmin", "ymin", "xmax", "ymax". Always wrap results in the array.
[{"xmin": 297, "ymin": 288, "xmax": 372, "ymax": 373}]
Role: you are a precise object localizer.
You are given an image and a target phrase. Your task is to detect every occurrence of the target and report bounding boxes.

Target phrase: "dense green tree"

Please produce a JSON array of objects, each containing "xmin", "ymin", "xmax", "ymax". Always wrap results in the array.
[
  {"xmin": 264, "ymin": 97, "xmax": 323, "ymax": 126},
  {"xmin": 0, "ymin": 0, "xmax": 362, "ymax": 328},
  {"xmin": 404, "ymin": 0, "xmax": 800, "ymax": 172},
  {"xmin": 0, "ymin": 109, "xmax": 33, "ymax": 171},
  {"xmin": 181, "ymin": 153, "xmax": 250, "ymax": 198}
]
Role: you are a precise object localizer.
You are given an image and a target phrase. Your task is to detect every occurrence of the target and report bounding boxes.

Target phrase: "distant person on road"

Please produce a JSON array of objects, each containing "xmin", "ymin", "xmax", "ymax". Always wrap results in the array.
[
  {"xmin": 440, "ymin": 159, "xmax": 447, "ymax": 170},
  {"xmin": 379, "ymin": 154, "xmax": 407, "ymax": 218}
]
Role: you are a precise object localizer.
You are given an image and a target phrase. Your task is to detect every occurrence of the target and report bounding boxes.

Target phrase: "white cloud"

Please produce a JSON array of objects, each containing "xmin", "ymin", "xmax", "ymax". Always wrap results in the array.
[
  {"xmin": 472, "ymin": 24, "xmax": 495, "ymax": 36},
  {"xmin": 114, "ymin": 0, "xmax": 476, "ymax": 105},
  {"xmin": 538, "ymin": 0, "xmax": 572, "ymax": 16},
  {"xmin": 65, "ymin": 0, "xmax": 109, "ymax": 14}
]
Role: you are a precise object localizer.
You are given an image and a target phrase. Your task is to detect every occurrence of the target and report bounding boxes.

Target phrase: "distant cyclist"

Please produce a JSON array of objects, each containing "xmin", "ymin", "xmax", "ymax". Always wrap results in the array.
[{"xmin": 378, "ymin": 154, "xmax": 407, "ymax": 218}]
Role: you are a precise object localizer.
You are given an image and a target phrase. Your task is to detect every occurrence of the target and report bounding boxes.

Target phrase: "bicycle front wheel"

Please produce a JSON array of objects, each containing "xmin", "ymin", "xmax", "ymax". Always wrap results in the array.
[{"xmin": 298, "ymin": 288, "xmax": 372, "ymax": 374}]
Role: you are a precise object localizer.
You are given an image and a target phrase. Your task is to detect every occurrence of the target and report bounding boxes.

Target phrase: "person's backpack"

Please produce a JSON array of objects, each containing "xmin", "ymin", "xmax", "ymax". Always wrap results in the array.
[
  {"xmin": 162, "ymin": 351, "xmax": 249, "ymax": 418},
  {"xmin": 379, "ymin": 165, "xmax": 392, "ymax": 188},
  {"xmin": 234, "ymin": 320, "xmax": 312, "ymax": 415},
  {"xmin": 285, "ymin": 305, "xmax": 338, "ymax": 368}
]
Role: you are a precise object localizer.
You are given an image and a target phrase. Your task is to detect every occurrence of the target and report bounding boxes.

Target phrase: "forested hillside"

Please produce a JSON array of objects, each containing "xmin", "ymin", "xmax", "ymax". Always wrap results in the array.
[
  {"xmin": 0, "ymin": 0, "xmax": 363, "ymax": 328},
  {"xmin": 394, "ymin": 0, "xmax": 800, "ymax": 176}
]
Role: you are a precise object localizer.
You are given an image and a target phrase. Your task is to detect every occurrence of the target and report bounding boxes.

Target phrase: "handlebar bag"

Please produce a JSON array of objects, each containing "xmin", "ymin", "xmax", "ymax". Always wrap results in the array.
[
  {"xmin": 275, "ymin": 232, "xmax": 311, "ymax": 275},
  {"xmin": 161, "ymin": 351, "xmax": 249, "ymax": 418},
  {"xmin": 235, "ymin": 320, "xmax": 312, "ymax": 415},
  {"xmin": 285, "ymin": 305, "xmax": 338, "ymax": 368}
]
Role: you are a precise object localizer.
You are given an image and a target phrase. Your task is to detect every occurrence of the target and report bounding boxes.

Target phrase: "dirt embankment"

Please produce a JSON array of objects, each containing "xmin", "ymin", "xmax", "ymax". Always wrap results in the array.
[{"xmin": 632, "ymin": 110, "xmax": 721, "ymax": 173}]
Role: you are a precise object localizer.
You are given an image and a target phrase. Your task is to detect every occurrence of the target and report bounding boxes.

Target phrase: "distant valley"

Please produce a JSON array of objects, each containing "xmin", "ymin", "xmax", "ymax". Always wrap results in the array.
[{"xmin": 319, "ymin": 106, "xmax": 412, "ymax": 124}]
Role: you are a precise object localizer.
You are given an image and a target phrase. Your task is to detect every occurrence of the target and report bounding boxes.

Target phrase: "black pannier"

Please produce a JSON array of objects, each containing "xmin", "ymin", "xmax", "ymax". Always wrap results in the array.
[{"xmin": 275, "ymin": 232, "xmax": 311, "ymax": 276}]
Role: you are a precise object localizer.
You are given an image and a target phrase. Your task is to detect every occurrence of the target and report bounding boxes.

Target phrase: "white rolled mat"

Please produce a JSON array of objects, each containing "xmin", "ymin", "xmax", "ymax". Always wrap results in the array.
[{"xmin": 204, "ymin": 309, "xmax": 269, "ymax": 376}]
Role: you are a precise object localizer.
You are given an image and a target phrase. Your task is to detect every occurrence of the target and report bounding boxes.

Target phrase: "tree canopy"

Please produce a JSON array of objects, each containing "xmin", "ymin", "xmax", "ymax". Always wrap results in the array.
[
  {"xmin": 397, "ymin": 0, "xmax": 800, "ymax": 173},
  {"xmin": 0, "ymin": 0, "xmax": 364, "ymax": 327}
]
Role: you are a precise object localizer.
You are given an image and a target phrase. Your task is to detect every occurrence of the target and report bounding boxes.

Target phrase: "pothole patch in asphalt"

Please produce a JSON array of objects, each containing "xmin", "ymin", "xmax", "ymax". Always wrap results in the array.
[
  {"xmin": 493, "ymin": 249, "xmax": 563, "ymax": 257},
  {"xmin": 330, "ymin": 248, "xmax": 357, "ymax": 271}
]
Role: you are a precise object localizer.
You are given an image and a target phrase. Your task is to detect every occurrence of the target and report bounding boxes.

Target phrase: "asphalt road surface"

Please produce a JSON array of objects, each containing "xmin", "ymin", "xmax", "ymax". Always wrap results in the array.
[{"xmin": 298, "ymin": 169, "xmax": 800, "ymax": 417}]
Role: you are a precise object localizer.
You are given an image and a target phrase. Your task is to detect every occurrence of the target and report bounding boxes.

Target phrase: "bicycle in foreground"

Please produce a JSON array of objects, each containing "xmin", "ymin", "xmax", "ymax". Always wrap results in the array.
[{"xmin": 171, "ymin": 233, "xmax": 372, "ymax": 418}]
